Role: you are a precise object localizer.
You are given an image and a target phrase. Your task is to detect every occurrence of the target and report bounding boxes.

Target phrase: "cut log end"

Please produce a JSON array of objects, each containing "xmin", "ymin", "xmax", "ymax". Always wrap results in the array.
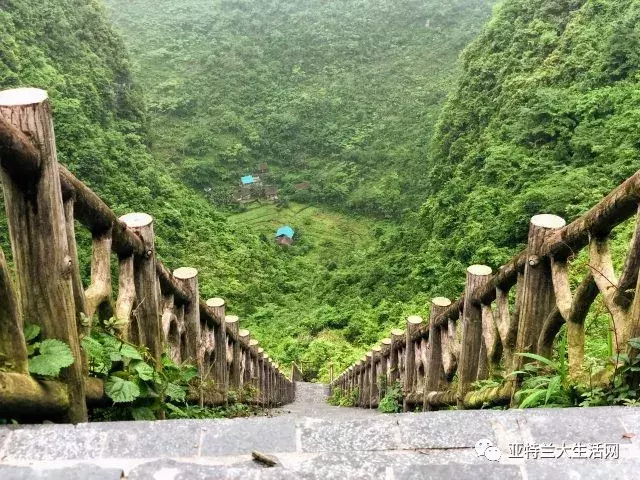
[
  {"xmin": 407, "ymin": 315, "xmax": 423, "ymax": 325},
  {"xmin": 239, "ymin": 329, "xmax": 250, "ymax": 338},
  {"xmin": 531, "ymin": 214, "xmax": 566, "ymax": 229},
  {"xmin": 249, "ymin": 339, "xmax": 259, "ymax": 346},
  {"xmin": 372, "ymin": 345, "xmax": 382, "ymax": 352},
  {"xmin": 225, "ymin": 315, "xmax": 239, "ymax": 324},
  {"xmin": 391, "ymin": 328, "xmax": 405, "ymax": 337},
  {"xmin": 173, "ymin": 267, "xmax": 198, "ymax": 280},
  {"xmin": 206, "ymin": 297, "xmax": 225, "ymax": 308},
  {"xmin": 119, "ymin": 212, "xmax": 153, "ymax": 228},
  {"xmin": 366, "ymin": 351, "xmax": 373, "ymax": 358},
  {"xmin": 381, "ymin": 338, "xmax": 392, "ymax": 345},
  {"xmin": 432, "ymin": 297, "xmax": 452, "ymax": 307},
  {"xmin": 467, "ymin": 264, "xmax": 493, "ymax": 276},
  {"xmin": 0, "ymin": 87, "xmax": 48, "ymax": 106},
  {"xmin": 257, "ymin": 347, "xmax": 264, "ymax": 354}
]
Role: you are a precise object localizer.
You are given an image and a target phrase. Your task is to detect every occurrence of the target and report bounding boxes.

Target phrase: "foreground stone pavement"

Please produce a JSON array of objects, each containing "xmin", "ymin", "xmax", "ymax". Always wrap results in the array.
[{"xmin": 0, "ymin": 383, "xmax": 639, "ymax": 479}]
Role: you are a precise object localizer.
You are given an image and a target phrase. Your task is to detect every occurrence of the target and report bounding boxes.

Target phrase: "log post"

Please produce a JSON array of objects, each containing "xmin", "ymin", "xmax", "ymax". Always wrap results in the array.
[
  {"xmin": 356, "ymin": 361, "xmax": 365, "ymax": 406},
  {"xmin": 424, "ymin": 297, "xmax": 451, "ymax": 411},
  {"xmin": 116, "ymin": 254, "xmax": 137, "ymax": 340},
  {"xmin": 62, "ymin": 196, "xmax": 88, "ymax": 336},
  {"xmin": 239, "ymin": 329, "xmax": 251, "ymax": 387},
  {"xmin": 173, "ymin": 268, "xmax": 200, "ymax": 365},
  {"xmin": 371, "ymin": 346, "xmax": 381, "ymax": 407},
  {"xmin": 403, "ymin": 316, "xmax": 423, "ymax": 411},
  {"xmin": 120, "ymin": 213, "xmax": 162, "ymax": 367},
  {"xmin": 206, "ymin": 298, "xmax": 228, "ymax": 402},
  {"xmin": 225, "ymin": 315, "xmax": 241, "ymax": 390},
  {"xmin": 513, "ymin": 215, "xmax": 565, "ymax": 371},
  {"xmin": 389, "ymin": 328, "xmax": 404, "ymax": 385},
  {"xmin": 379, "ymin": 338, "xmax": 391, "ymax": 398},
  {"xmin": 257, "ymin": 347, "xmax": 265, "ymax": 405},
  {"xmin": 249, "ymin": 339, "xmax": 259, "ymax": 400},
  {"xmin": 0, "ymin": 246, "xmax": 27, "ymax": 374},
  {"xmin": 0, "ymin": 88, "xmax": 86, "ymax": 423},
  {"xmin": 365, "ymin": 351, "xmax": 374, "ymax": 408},
  {"xmin": 457, "ymin": 265, "xmax": 492, "ymax": 409},
  {"xmin": 84, "ymin": 232, "xmax": 114, "ymax": 328}
]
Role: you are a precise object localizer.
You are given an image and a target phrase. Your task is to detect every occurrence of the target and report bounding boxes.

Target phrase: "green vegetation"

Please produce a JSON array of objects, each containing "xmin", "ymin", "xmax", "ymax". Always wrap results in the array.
[
  {"xmin": 106, "ymin": 0, "xmax": 494, "ymax": 218},
  {"xmin": 24, "ymin": 325, "xmax": 75, "ymax": 378},
  {"xmin": 377, "ymin": 380, "xmax": 403, "ymax": 413},
  {"xmin": 327, "ymin": 386, "xmax": 358, "ymax": 407},
  {"xmin": 2, "ymin": 0, "xmax": 640, "ymax": 402}
]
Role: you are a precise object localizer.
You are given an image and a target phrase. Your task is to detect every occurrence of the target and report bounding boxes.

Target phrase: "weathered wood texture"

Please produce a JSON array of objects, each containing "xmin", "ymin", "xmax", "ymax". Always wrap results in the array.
[
  {"xmin": 332, "ymin": 171, "xmax": 640, "ymax": 411},
  {"xmin": 0, "ymin": 88, "xmax": 293, "ymax": 421}
]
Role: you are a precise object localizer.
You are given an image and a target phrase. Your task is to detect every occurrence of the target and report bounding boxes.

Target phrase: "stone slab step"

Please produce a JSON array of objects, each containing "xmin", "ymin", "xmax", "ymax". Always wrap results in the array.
[{"xmin": 0, "ymin": 406, "xmax": 638, "ymax": 478}]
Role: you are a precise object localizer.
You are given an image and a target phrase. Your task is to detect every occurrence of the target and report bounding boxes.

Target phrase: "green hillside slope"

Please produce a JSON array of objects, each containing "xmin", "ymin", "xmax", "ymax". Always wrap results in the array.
[{"xmin": 106, "ymin": 0, "xmax": 494, "ymax": 218}]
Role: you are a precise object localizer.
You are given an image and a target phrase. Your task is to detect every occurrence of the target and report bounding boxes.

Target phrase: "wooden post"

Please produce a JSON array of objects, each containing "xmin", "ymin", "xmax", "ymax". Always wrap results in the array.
[
  {"xmin": 424, "ymin": 297, "xmax": 451, "ymax": 411},
  {"xmin": 404, "ymin": 316, "xmax": 423, "ymax": 411},
  {"xmin": 513, "ymin": 215, "xmax": 565, "ymax": 373},
  {"xmin": 120, "ymin": 213, "xmax": 162, "ymax": 367},
  {"xmin": 0, "ymin": 88, "xmax": 87, "ymax": 423},
  {"xmin": 116, "ymin": 254, "xmax": 137, "ymax": 340},
  {"xmin": 225, "ymin": 315, "xmax": 241, "ymax": 390},
  {"xmin": 62, "ymin": 196, "xmax": 88, "ymax": 336},
  {"xmin": 0, "ymin": 246, "xmax": 27, "ymax": 374},
  {"xmin": 257, "ymin": 347, "xmax": 265, "ymax": 405},
  {"xmin": 379, "ymin": 338, "xmax": 391, "ymax": 399},
  {"xmin": 457, "ymin": 265, "xmax": 492, "ymax": 409},
  {"xmin": 239, "ymin": 329, "xmax": 251, "ymax": 387},
  {"xmin": 84, "ymin": 232, "xmax": 114, "ymax": 327},
  {"xmin": 173, "ymin": 268, "xmax": 200, "ymax": 365},
  {"xmin": 356, "ymin": 361, "xmax": 365, "ymax": 406},
  {"xmin": 389, "ymin": 328, "xmax": 404, "ymax": 385},
  {"xmin": 371, "ymin": 346, "xmax": 381, "ymax": 407},
  {"xmin": 206, "ymin": 298, "xmax": 228, "ymax": 402}
]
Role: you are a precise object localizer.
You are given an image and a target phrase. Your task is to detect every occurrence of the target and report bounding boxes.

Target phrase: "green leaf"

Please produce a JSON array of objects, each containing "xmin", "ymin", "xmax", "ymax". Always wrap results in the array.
[
  {"xmin": 132, "ymin": 360, "xmax": 155, "ymax": 381},
  {"xmin": 119, "ymin": 343, "xmax": 143, "ymax": 361},
  {"xmin": 515, "ymin": 352, "xmax": 557, "ymax": 369},
  {"xmin": 519, "ymin": 389, "xmax": 546, "ymax": 409},
  {"xmin": 28, "ymin": 339, "xmax": 75, "ymax": 377},
  {"xmin": 105, "ymin": 376, "xmax": 141, "ymax": 403},
  {"xmin": 628, "ymin": 338, "xmax": 640, "ymax": 350},
  {"xmin": 131, "ymin": 406, "xmax": 156, "ymax": 421},
  {"xmin": 181, "ymin": 365, "xmax": 198, "ymax": 383},
  {"xmin": 23, "ymin": 324, "xmax": 40, "ymax": 342},
  {"xmin": 165, "ymin": 382, "xmax": 186, "ymax": 403}
]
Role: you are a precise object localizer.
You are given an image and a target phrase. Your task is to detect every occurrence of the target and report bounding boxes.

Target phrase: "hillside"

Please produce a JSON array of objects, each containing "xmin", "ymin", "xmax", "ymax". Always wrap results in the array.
[
  {"xmin": 360, "ymin": 0, "xmax": 640, "ymax": 299},
  {"xmin": 2, "ymin": 0, "xmax": 495, "ymax": 381},
  {"xmin": 105, "ymin": 0, "xmax": 494, "ymax": 218}
]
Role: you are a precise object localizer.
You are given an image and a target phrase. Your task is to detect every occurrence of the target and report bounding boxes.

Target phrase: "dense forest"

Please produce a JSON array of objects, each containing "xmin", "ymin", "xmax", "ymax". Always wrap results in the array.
[{"xmin": 2, "ymin": 0, "xmax": 639, "ymax": 387}]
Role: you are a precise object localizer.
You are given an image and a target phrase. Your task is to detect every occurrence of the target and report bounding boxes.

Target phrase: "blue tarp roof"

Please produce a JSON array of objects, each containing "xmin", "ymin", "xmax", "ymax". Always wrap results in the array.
[
  {"xmin": 241, "ymin": 175, "xmax": 255, "ymax": 185},
  {"xmin": 276, "ymin": 226, "xmax": 295, "ymax": 239}
]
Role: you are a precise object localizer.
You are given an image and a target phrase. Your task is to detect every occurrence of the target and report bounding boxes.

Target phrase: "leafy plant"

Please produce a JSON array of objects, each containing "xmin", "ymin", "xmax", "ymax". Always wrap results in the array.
[
  {"xmin": 82, "ymin": 325, "xmax": 198, "ymax": 419},
  {"xmin": 511, "ymin": 334, "xmax": 577, "ymax": 408},
  {"xmin": 580, "ymin": 338, "xmax": 640, "ymax": 407},
  {"xmin": 378, "ymin": 380, "xmax": 403, "ymax": 413},
  {"xmin": 24, "ymin": 324, "xmax": 75, "ymax": 378},
  {"xmin": 327, "ymin": 387, "xmax": 359, "ymax": 407}
]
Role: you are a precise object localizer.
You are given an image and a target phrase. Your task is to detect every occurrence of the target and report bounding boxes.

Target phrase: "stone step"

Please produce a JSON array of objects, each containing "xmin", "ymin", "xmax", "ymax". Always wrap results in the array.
[{"xmin": 0, "ymin": 406, "xmax": 638, "ymax": 479}]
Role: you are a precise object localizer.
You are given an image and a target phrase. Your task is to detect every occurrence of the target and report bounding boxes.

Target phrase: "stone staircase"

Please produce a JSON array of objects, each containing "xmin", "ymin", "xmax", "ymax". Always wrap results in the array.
[{"xmin": 0, "ymin": 383, "xmax": 639, "ymax": 479}]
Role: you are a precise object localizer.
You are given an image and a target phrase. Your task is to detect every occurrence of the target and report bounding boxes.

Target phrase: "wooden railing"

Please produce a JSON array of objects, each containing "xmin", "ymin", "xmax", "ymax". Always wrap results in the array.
[
  {"xmin": 332, "ymin": 167, "xmax": 640, "ymax": 410},
  {"xmin": 0, "ymin": 88, "xmax": 294, "ymax": 423}
]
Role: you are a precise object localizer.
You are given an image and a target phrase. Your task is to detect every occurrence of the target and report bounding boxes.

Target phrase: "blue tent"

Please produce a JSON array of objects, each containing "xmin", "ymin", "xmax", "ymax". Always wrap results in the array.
[
  {"xmin": 241, "ymin": 175, "xmax": 255, "ymax": 185},
  {"xmin": 276, "ymin": 226, "xmax": 295, "ymax": 239}
]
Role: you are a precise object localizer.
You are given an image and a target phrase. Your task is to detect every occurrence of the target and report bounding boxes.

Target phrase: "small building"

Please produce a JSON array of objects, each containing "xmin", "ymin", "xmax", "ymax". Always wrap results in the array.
[
  {"xmin": 241, "ymin": 175, "xmax": 256, "ymax": 186},
  {"xmin": 258, "ymin": 163, "xmax": 269, "ymax": 174},
  {"xmin": 275, "ymin": 226, "xmax": 295, "ymax": 246},
  {"xmin": 265, "ymin": 186, "xmax": 278, "ymax": 201}
]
